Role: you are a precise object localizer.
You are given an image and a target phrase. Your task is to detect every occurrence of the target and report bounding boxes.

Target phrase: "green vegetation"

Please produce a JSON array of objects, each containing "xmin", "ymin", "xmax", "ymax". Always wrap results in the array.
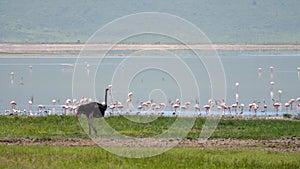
[
  {"xmin": 0, "ymin": 115, "xmax": 299, "ymax": 169},
  {"xmin": 1, "ymin": 0, "xmax": 300, "ymax": 43},
  {"xmin": 0, "ymin": 115, "xmax": 86, "ymax": 139},
  {"xmin": 0, "ymin": 115, "xmax": 299, "ymax": 140},
  {"xmin": 0, "ymin": 145, "xmax": 299, "ymax": 169}
]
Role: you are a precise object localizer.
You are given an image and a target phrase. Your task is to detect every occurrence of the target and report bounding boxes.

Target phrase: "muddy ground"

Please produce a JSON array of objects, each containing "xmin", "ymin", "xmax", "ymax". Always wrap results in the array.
[{"xmin": 1, "ymin": 137, "xmax": 299, "ymax": 152}]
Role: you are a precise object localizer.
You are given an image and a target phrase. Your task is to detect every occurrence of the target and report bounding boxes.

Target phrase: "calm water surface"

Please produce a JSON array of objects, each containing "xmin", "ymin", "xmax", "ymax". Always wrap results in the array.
[{"xmin": 0, "ymin": 50, "xmax": 299, "ymax": 115}]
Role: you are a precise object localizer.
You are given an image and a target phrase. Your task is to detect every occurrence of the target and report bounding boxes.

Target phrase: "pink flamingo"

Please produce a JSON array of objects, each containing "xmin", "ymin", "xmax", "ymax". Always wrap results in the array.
[
  {"xmin": 52, "ymin": 99, "xmax": 56, "ymax": 115},
  {"xmin": 10, "ymin": 100, "xmax": 17, "ymax": 115},
  {"xmin": 272, "ymin": 99, "xmax": 280, "ymax": 116},
  {"xmin": 231, "ymin": 103, "xmax": 238, "ymax": 116},
  {"xmin": 261, "ymin": 100, "xmax": 268, "ymax": 116},
  {"xmin": 28, "ymin": 100, "xmax": 33, "ymax": 116},
  {"xmin": 239, "ymin": 103, "xmax": 244, "ymax": 116},
  {"xmin": 172, "ymin": 99, "xmax": 180, "ymax": 116},
  {"xmin": 116, "ymin": 101, "xmax": 123, "ymax": 115},
  {"xmin": 284, "ymin": 102, "xmax": 290, "ymax": 113},
  {"xmin": 159, "ymin": 102, "xmax": 166, "ymax": 116},
  {"xmin": 194, "ymin": 100, "xmax": 201, "ymax": 116},
  {"xmin": 126, "ymin": 92, "xmax": 133, "ymax": 113},
  {"xmin": 219, "ymin": 99, "xmax": 228, "ymax": 115},
  {"xmin": 288, "ymin": 99, "xmax": 295, "ymax": 111},
  {"xmin": 258, "ymin": 67, "xmax": 262, "ymax": 78},
  {"xmin": 109, "ymin": 104, "xmax": 115, "ymax": 116},
  {"xmin": 10, "ymin": 100, "xmax": 17, "ymax": 109},
  {"xmin": 296, "ymin": 97, "xmax": 300, "ymax": 112},
  {"xmin": 203, "ymin": 104, "xmax": 210, "ymax": 116}
]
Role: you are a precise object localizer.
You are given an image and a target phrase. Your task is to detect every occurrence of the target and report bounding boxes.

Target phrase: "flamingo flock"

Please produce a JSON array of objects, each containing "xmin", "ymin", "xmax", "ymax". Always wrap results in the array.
[
  {"xmin": 2, "ymin": 65, "xmax": 300, "ymax": 117},
  {"xmin": 3, "ymin": 92, "xmax": 300, "ymax": 117}
]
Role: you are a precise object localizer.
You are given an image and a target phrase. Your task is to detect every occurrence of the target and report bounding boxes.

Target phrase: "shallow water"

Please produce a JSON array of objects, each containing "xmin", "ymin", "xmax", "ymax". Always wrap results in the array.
[{"xmin": 0, "ymin": 50, "xmax": 299, "ymax": 115}]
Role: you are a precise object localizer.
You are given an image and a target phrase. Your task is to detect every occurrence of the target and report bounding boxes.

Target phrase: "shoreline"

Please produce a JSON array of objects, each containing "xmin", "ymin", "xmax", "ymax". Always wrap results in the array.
[{"xmin": 1, "ymin": 43, "xmax": 300, "ymax": 56}]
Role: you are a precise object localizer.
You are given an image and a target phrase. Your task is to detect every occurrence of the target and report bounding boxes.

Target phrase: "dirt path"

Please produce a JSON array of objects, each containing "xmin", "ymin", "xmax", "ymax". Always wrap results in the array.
[{"xmin": 0, "ymin": 137, "xmax": 299, "ymax": 152}]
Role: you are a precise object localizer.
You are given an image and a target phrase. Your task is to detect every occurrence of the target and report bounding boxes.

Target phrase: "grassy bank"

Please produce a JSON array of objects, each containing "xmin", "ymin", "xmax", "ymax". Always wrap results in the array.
[
  {"xmin": 0, "ymin": 145, "xmax": 299, "ymax": 169},
  {"xmin": 0, "ymin": 115, "xmax": 299, "ymax": 140}
]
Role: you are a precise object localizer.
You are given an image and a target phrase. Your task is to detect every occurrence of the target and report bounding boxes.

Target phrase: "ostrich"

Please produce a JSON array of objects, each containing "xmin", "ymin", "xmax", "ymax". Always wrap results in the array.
[{"xmin": 76, "ymin": 86, "xmax": 111, "ymax": 135}]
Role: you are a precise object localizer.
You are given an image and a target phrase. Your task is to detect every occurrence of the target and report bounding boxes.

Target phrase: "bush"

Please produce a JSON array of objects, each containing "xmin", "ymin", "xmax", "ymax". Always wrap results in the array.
[{"xmin": 283, "ymin": 113, "xmax": 292, "ymax": 118}]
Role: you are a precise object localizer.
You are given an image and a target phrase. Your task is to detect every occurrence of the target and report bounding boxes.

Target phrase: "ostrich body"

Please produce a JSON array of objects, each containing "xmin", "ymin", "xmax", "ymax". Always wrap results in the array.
[{"xmin": 76, "ymin": 87, "xmax": 110, "ymax": 135}]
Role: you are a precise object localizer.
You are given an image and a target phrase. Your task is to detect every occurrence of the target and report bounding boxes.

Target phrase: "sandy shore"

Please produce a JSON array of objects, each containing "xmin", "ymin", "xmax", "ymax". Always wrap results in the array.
[{"xmin": 1, "ymin": 43, "xmax": 300, "ymax": 56}]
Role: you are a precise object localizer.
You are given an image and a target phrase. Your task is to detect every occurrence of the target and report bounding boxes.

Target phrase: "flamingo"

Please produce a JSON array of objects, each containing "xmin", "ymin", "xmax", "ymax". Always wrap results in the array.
[
  {"xmin": 278, "ymin": 90, "xmax": 283, "ymax": 111},
  {"xmin": 115, "ymin": 101, "xmax": 123, "ymax": 115},
  {"xmin": 10, "ymin": 100, "xmax": 17, "ymax": 115},
  {"xmin": 270, "ymin": 66, "xmax": 274, "ymax": 80},
  {"xmin": 296, "ymin": 97, "xmax": 300, "ymax": 112},
  {"xmin": 137, "ymin": 101, "xmax": 144, "ymax": 114},
  {"xmin": 159, "ymin": 102, "xmax": 166, "ymax": 116},
  {"xmin": 261, "ymin": 100, "xmax": 268, "ymax": 116},
  {"xmin": 52, "ymin": 99, "xmax": 56, "ymax": 115},
  {"xmin": 29, "ymin": 65, "xmax": 33, "ymax": 73},
  {"xmin": 231, "ymin": 103, "xmax": 238, "ymax": 116},
  {"xmin": 180, "ymin": 102, "xmax": 190, "ymax": 113},
  {"xmin": 272, "ymin": 99, "xmax": 280, "ymax": 116},
  {"xmin": 172, "ymin": 104, "xmax": 180, "ymax": 116},
  {"xmin": 151, "ymin": 102, "xmax": 157, "ymax": 115},
  {"xmin": 28, "ymin": 100, "xmax": 33, "ymax": 116},
  {"xmin": 284, "ymin": 102, "xmax": 290, "ymax": 113},
  {"xmin": 239, "ymin": 103, "xmax": 244, "ymax": 116},
  {"xmin": 172, "ymin": 99, "xmax": 180, "ymax": 116},
  {"xmin": 126, "ymin": 92, "xmax": 133, "ymax": 114},
  {"xmin": 235, "ymin": 82, "xmax": 240, "ymax": 103},
  {"xmin": 38, "ymin": 104, "xmax": 46, "ymax": 116},
  {"xmin": 288, "ymin": 99, "xmax": 295, "ymax": 111},
  {"xmin": 109, "ymin": 103, "xmax": 116, "ymax": 116},
  {"xmin": 203, "ymin": 104, "xmax": 210, "ymax": 116},
  {"xmin": 258, "ymin": 67, "xmax": 262, "ymax": 78},
  {"xmin": 270, "ymin": 81, "xmax": 275, "ymax": 101},
  {"xmin": 194, "ymin": 100, "xmax": 201, "ymax": 116},
  {"xmin": 219, "ymin": 99, "xmax": 228, "ymax": 116},
  {"xmin": 10, "ymin": 71, "xmax": 14, "ymax": 84},
  {"xmin": 252, "ymin": 102, "xmax": 259, "ymax": 117}
]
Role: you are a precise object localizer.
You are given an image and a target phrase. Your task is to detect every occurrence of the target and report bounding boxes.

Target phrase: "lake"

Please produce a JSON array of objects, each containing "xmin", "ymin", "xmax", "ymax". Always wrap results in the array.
[{"xmin": 0, "ymin": 49, "xmax": 299, "ymax": 116}]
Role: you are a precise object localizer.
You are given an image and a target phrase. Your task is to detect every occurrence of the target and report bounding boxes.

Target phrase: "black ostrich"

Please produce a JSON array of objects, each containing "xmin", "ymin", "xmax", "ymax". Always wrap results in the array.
[{"xmin": 76, "ymin": 86, "xmax": 111, "ymax": 135}]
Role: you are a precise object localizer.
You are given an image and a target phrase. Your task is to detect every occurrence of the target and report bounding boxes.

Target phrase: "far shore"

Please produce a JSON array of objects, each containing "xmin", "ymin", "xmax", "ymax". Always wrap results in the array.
[{"xmin": 1, "ymin": 43, "xmax": 300, "ymax": 56}]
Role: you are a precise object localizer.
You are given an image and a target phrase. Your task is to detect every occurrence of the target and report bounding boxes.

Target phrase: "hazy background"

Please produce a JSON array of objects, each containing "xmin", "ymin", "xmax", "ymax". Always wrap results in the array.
[{"xmin": 1, "ymin": 0, "xmax": 300, "ymax": 43}]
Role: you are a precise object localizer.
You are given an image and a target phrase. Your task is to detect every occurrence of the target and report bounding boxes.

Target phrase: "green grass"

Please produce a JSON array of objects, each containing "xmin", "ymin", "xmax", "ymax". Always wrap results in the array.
[
  {"xmin": 0, "ymin": 115, "xmax": 299, "ymax": 168},
  {"xmin": 0, "ymin": 115, "xmax": 86, "ymax": 139},
  {"xmin": 0, "ymin": 145, "xmax": 299, "ymax": 169},
  {"xmin": 0, "ymin": 115, "xmax": 299, "ymax": 140}
]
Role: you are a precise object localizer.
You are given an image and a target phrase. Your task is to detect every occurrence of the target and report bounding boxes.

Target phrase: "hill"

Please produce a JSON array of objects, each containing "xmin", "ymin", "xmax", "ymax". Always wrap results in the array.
[{"xmin": 1, "ymin": 0, "xmax": 300, "ymax": 43}]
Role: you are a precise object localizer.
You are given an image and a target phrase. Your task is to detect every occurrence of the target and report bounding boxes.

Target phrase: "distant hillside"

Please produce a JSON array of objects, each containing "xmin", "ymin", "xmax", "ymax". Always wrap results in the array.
[{"xmin": 1, "ymin": 0, "xmax": 300, "ymax": 43}]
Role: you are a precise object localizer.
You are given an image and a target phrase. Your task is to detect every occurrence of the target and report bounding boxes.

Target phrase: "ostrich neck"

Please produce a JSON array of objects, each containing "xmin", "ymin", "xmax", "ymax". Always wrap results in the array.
[{"xmin": 104, "ymin": 89, "xmax": 109, "ymax": 105}]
